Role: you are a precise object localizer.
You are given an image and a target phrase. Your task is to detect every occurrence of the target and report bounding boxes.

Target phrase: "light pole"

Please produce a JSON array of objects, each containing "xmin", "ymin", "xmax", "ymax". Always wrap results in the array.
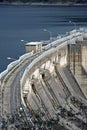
[
  {"xmin": 21, "ymin": 39, "xmax": 29, "ymax": 43},
  {"xmin": 69, "ymin": 21, "xmax": 76, "ymax": 30},
  {"xmin": 7, "ymin": 57, "xmax": 16, "ymax": 61},
  {"xmin": 43, "ymin": 29, "xmax": 52, "ymax": 41},
  {"xmin": 57, "ymin": 34, "xmax": 61, "ymax": 39}
]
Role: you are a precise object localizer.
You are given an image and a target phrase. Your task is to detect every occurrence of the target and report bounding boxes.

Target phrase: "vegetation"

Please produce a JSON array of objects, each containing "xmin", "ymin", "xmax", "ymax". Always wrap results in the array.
[{"xmin": 0, "ymin": 0, "xmax": 87, "ymax": 3}]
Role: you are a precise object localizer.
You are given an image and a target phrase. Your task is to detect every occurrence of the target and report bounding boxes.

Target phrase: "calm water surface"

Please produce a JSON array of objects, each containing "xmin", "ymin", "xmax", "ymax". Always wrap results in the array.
[{"xmin": 0, "ymin": 5, "xmax": 87, "ymax": 72}]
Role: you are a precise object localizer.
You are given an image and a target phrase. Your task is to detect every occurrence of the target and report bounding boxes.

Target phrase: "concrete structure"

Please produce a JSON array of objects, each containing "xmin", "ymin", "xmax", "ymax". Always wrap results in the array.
[
  {"xmin": 1, "ymin": 28, "xmax": 87, "ymax": 130},
  {"xmin": 25, "ymin": 41, "xmax": 42, "ymax": 53}
]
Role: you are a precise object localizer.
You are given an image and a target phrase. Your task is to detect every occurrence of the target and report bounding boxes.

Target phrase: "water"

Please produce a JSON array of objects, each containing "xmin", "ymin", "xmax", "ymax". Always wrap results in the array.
[{"xmin": 0, "ymin": 5, "xmax": 87, "ymax": 72}]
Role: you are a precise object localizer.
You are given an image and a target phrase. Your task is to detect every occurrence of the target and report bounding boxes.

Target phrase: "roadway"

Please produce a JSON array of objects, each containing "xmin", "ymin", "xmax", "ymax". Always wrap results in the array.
[{"xmin": 1, "ymin": 52, "xmax": 42, "ymax": 129}]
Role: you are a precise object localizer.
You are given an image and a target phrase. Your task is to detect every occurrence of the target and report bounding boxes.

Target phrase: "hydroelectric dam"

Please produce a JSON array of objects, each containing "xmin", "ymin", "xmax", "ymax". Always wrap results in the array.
[{"xmin": 0, "ymin": 28, "xmax": 87, "ymax": 130}]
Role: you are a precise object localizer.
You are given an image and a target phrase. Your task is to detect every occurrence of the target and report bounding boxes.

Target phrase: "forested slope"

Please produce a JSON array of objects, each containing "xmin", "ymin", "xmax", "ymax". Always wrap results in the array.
[{"xmin": 0, "ymin": 0, "xmax": 87, "ymax": 3}]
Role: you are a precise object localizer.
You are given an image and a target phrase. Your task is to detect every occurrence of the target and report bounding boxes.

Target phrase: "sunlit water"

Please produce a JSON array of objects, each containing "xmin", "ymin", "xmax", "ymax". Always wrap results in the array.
[{"xmin": 0, "ymin": 5, "xmax": 87, "ymax": 72}]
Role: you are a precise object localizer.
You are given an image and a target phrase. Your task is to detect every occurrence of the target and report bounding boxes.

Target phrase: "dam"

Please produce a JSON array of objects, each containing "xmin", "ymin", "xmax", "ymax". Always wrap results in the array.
[{"xmin": 0, "ymin": 28, "xmax": 87, "ymax": 130}]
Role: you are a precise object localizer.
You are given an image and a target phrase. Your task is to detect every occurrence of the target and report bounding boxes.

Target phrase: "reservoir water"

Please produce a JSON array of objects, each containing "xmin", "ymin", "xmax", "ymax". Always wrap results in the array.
[{"xmin": 0, "ymin": 5, "xmax": 87, "ymax": 72}]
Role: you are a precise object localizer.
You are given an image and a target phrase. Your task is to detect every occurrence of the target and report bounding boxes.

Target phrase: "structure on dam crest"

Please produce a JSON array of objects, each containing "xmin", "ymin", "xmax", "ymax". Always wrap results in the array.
[{"xmin": 0, "ymin": 28, "xmax": 87, "ymax": 130}]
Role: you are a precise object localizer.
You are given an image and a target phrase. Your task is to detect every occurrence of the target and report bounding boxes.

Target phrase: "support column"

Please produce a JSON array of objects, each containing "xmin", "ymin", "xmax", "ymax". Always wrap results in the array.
[{"xmin": 67, "ymin": 44, "xmax": 71, "ymax": 68}]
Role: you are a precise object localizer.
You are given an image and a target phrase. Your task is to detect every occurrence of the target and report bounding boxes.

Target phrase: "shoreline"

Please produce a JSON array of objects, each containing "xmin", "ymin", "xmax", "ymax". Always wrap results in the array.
[{"xmin": 0, "ymin": 2, "xmax": 87, "ymax": 6}]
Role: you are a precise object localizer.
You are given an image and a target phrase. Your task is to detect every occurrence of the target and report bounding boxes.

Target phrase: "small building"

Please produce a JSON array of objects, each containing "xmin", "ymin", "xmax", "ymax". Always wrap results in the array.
[{"xmin": 25, "ymin": 41, "xmax": 42, "ymax": 53}]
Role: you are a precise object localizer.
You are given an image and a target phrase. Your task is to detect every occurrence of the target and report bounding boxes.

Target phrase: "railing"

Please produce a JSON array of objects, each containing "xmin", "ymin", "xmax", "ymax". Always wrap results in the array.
[
  {"xmin": 0, "ymin": 28, "xmax": 87, "ymax": 82},
  {"xmin": 42, "ymin": 29, "xmax": 86, "ymax": 50},
  {"xmin": 20, "ymin": 29, "xmax": 87, "ymax": 120},
  {"xmin": 21, "ymin": 29, "xmax": 87, "ymax": 89},
  {"xmin": 0, "ymin": 50, "xmax": 35, "ymax": 129},
  {"xmin": 0, "ymin": 51, "xmax": 34, "ymax": 81}
]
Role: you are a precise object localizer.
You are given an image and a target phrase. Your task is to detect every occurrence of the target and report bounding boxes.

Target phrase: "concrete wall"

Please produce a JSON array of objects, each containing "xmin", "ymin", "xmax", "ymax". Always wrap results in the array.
[
  {"xmin": 82, "ymin": 45, "xmax": 87, "ymax": 73},
  {"xmin": 26, "ymin": 45, "xmax": 36, "ymax": 53},
  {"xmin": 25, "ymin": 43, "xmax": 42, "ymax": 53},
  {"xmin": 23, "ymin": 45, "xmax": 68, "ymax": 95}
]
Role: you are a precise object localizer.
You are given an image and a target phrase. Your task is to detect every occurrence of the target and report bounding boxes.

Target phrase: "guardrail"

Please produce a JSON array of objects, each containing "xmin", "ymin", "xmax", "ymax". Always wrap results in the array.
[
  {"xmin": 21, "ymin": 30, "xmax": 85, "ymax": 88},
  {"xmin": 1, "ymin": 28, "xmax": 87, "ymax": 82},
  {"xmin": 20, "ymin": 30, "xmax": 87, "ymax": 124},
  {"xmin": 0, "ymin": 50, "xmax": 34, "ymax": 129},
  {"xmin": 42, "ymin": 29, "xmax": 87, "ymax": 50},
  {"xmin": 0, "ymin": 51, "xmax": 34, "ymax": 81}
]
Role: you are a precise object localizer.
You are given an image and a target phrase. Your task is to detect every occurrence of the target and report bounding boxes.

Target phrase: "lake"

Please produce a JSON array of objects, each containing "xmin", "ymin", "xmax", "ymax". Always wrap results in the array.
[{"xmin": 0, "ymin": 5, "xmax": 87, "ymax": 72}]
